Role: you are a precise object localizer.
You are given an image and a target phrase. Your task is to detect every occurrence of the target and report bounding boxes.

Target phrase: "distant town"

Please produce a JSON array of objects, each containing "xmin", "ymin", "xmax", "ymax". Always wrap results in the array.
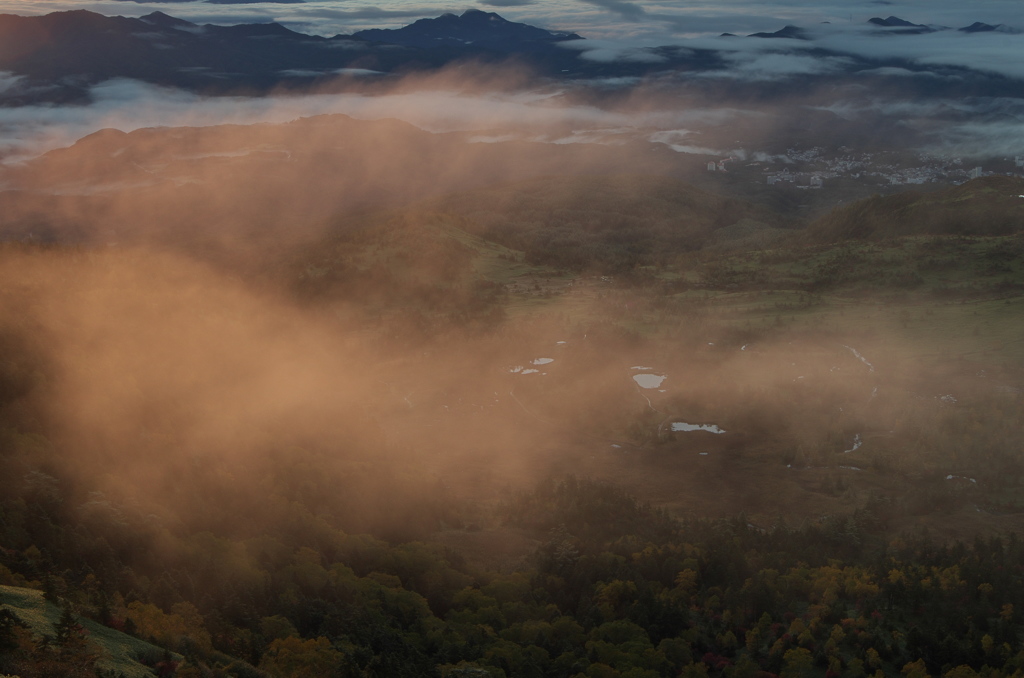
[{"xmin": 709, "ymin": 148, "xmax": 1024, "ymax": 190}]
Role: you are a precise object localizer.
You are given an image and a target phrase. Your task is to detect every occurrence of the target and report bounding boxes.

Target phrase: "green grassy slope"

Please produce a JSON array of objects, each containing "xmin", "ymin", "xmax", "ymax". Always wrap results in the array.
[
  {"xmin": 425, "ymin": 174, "xmax": 792, "ymax": 271},
  {"xmin": 811, "ymin": 175, "xmax": 1024, "ymax": 241},
  {"xmin": 0, "ymin": 585, "xmax": 179, "ymax": 678}
]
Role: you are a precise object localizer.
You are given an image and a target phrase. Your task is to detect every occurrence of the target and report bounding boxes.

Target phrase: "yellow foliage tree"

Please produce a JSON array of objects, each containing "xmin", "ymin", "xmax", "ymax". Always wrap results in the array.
[
  {"xmin": 258, "ymin": 636, "xmax": 345, "ymax": 678},
  {"xmin": 781, "ymin": 648, "xmax": 814, "ymax": 678},
  {"xmin": 943, "ymin": 666, "xmax": 979, "ymax": 678},
  {"xmin": 901, "ymin": 658, "xmax": 930, "ymax": 678},
  {"xmin": 124, "ymin": 600, "xmax": 211, "ymax": 654}
]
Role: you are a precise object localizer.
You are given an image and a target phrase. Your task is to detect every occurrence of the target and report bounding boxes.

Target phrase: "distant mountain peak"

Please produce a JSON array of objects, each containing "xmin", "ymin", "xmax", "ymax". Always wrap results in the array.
[
  {"xmin": 206, "ymin": 20, "xmax": 306, "ymax": 39},
  {"xmin": 960, "ymin": 21, "xmax": 995, "ymax": 32},
  {"xmin": 139, "ymin": 11, "xmax": 197, "ymax": 29},
  {"xmin": 351, "ymin": 10, "xmax": 582, "ymax": 52},
  {"xmin": 748, "ymin": 25, "xmax": 809, "ymax": 40},
  {"xmin": 461, "ymin": 9, "xmax": 502, "ymax": 19},
  {"xmin": 869, "ymin": 16, "xmax": 920, "ymax": 27},
  {"xmin": 958, "ymin": 21, "xmax": 1019, "ymax": 33},
  {"xmin": 867, "ymin": 16, "xmax": 936, "ymax": 33}
]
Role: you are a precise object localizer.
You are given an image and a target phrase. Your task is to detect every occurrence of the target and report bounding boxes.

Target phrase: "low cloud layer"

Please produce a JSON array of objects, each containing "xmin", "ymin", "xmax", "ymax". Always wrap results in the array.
[
  {"xmin": 815, "ymin": 96, "xmax": 1024, "ymax": 156},
  {"xmin": 0, "ymin": 72, "xmax": 768, "ymax": 163},
  {"xmin": 705, "ymin": 51, "xmax": 857, "ymax": 81},
  {"xmin": 0, "ymin": 60, "xmax": 1019, "ymax": 169},
  {"xmin": 479, "ymin": 0, "xmax": 534, "ymax": 6}
]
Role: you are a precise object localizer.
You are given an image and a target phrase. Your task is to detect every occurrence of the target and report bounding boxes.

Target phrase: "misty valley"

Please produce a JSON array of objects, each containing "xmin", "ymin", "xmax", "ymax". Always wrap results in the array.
[{"xmin": 1, "ymin": 4, "xmax": 1024, "ymax": 678}]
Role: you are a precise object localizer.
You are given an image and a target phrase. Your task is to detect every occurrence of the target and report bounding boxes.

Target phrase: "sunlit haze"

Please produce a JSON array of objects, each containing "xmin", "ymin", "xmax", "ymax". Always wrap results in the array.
[{"xmin": 0, "ymin": 1, "xmax": 1023, "ymax": 676}]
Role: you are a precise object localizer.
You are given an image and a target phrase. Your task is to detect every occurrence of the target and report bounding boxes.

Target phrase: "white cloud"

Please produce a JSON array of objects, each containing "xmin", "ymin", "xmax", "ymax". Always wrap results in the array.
[
  {"xmin": 854, "ymin": 66, "xmax": 954, "ymax": 78},
  {"xmin": 938, "ymin": 119, "xmax": 1024, "ymax": 157},
  {"xmin": 0, "ymin": 71, "xmax": 24, "ymax": 94},
  {"xmin": 806, "ymin": 96, "xmax": 1024, "ymax": 158},
  {"xmin": 558, "ymin": 38, "xmax": 672, "ymax": 62},
  {"xmin": 812, "ymin": 96, "xmax": 1024, "ymax": 125},
  {"xmin": 647, "ymin": 129, "xmax": 746, "ymax": 157},
  {"xmin": 702, "ymin": 51, "xmax": 856, "ymax": 81},
  {"xmin": 812, "ymin": 26, "xmax": 1024, "ymax": 79}
]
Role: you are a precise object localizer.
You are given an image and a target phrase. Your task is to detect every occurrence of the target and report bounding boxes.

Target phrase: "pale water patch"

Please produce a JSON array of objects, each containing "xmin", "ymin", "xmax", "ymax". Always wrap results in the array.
[
  {"xmin": 946, "ymin": 474, "xmax": 977, "ymax": 483},
  {"xmin": 672, "ymin": 422, "xmax": 726, "ymax": 434},
  {"xmin": 633, "ymin": 373, "xmax": 666, "ymax": 389},
  {"xmin": 631, "ymin": 366, "xmax": 654, "ymax": 370},
  {"xmin": 843, "ymin": 434, "xmax": 862, "ymax": 454},
  {"xmin": 532, "ymin": 358, "xmax": 554, "ymax": 365},
  {"xmin": 509, "ymin": 365, "xmax": 541, "ymax": 374}
]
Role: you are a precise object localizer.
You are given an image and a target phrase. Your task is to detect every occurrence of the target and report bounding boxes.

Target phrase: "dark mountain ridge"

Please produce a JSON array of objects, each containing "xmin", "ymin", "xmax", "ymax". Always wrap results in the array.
[
  {"xmin": 0, "ymin": 9, "xmax": 374, "ymax": 103},
  {"xmin": 352, "ymin": 9, "xmax": 583, "ymax": 52},
  {"xmin": 747, "ymin": 25, "xmax": 809, "ymax": 40},
  {"xmin": 959, "ymin": 21, "xmax": 1020, "ymax": 33},
  {"xmin": 0, "ymin": 8, "xmax": 593, "ymax": 105},
  {"xmin": 0, "ymin": 7, "xmax": 1020, "ymax": 108}
]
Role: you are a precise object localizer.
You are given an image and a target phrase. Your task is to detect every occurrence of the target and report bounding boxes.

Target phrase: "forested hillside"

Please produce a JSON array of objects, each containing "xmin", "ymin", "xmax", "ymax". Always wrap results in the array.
[
  {"xmin": 4, "ymin": 453, "xmax": 1024, "ymax": 678},
  {"xmin": 1, "ymin": 228, "xmax": 1024, "ymax": 678},
  {"xmin": 1, "ymin": 121, "xmax": 1023, "ymax": 678}
]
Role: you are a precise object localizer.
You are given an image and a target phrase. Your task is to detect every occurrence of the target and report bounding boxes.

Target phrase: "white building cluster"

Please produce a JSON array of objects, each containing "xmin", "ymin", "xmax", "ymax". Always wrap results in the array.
[{"xmin": 754, "ymin": 147, "xmax": 1011, "ymax": 189}]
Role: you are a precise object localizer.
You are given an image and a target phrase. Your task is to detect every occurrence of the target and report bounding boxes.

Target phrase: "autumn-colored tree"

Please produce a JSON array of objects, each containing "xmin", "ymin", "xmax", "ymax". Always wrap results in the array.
[
  {"xmin": 258, "ymin": 636, "xmax": 346, "ymax": 678},
  {"xmin": 781, "ymin": 648, "xmax": 814, "ymax": 678},
  {"xmin": 902, "ymin": 658, "xmax": 930, "ymax": 678}
]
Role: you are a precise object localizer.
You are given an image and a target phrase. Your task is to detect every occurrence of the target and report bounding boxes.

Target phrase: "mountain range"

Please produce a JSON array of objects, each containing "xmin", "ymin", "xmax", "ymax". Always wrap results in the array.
[
  {"xmin": 0, "ymin": 9, "xmax": 1020, "ymax": 106},
  {"xmin": 0, "ymin": 9, "xmax": 592, "ymax": 105},
  {"xmin": 352, "ymin": 10, "xmax": 583, "ymax": 52}
]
